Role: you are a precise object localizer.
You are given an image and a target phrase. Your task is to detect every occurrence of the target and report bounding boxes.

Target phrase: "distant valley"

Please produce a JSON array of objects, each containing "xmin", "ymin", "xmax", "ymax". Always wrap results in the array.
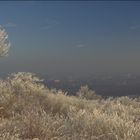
[{"xmin": 44, "ymin": 74, "xmax": 140, "ymax": 97}]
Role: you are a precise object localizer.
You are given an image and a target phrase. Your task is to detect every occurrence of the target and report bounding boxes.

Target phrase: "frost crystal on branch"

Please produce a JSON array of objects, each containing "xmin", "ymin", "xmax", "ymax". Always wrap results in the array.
[{"xmin": 0, "ymin": 26, "xmax": 11, "ymax": 57}]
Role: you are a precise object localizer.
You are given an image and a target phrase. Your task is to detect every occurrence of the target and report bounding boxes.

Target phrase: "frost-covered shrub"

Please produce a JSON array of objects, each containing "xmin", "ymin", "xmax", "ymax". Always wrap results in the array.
[
  {"xmin": 0, "ymin": 26, "xmax": 10, "ymax": 57},
  {"xmin": 76, "ymin": 85, "xmax": 101, "ymax": 100},
  {"xmin": 0, "ymin": 72, "xmax": 47, "ymax": 117},
  {"xmin": 6, "ymin": 72, "xmax": 46, "ymax": 95}
]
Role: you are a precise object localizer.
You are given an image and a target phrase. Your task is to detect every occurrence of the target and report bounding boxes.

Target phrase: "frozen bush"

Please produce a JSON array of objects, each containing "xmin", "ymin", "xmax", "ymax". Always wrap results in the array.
[
  {"xmin": 76, "ymin": 85, "xmax": 102, "ymax": 100},
  {"xmin": 0, "ymin": 26, "xmax": 10, "ymax": 57}
]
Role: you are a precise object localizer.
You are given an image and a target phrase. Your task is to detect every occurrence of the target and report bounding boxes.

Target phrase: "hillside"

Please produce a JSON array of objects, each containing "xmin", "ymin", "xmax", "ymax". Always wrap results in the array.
[{"xmin": 0, "ymin": 72, "xmax": 140, "ymax": 140}]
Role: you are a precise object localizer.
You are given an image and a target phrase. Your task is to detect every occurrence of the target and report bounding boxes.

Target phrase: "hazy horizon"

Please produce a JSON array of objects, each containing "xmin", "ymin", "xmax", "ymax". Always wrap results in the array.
[{"xmin": 1, "ymin": 1, "xmax": 140, "ymax": 78}]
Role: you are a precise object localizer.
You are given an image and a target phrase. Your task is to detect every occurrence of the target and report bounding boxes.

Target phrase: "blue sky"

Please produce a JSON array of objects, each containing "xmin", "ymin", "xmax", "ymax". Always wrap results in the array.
[{"xmin": 0, "ymin": 1, "xmax": 140, "ymax": 77}]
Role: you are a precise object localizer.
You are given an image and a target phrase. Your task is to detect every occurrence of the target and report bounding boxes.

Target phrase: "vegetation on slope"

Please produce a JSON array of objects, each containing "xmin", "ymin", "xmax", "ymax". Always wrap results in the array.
[{"xmin": 0, "ymin": 72, "xmax": 140, "ymax": 140}]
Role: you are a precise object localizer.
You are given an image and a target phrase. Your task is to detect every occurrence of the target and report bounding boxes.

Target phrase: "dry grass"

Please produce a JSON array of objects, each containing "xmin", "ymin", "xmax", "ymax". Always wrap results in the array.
[{"xmin": 0, "ymin": 72, "xmax": 140, "ymax": 140}]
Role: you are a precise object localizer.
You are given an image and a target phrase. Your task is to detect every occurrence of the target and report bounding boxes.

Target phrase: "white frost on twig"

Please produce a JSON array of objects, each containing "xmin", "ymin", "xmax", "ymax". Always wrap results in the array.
[{"xmin": 0, "ymin": 26, "xmax": 11, "ymax": 57}]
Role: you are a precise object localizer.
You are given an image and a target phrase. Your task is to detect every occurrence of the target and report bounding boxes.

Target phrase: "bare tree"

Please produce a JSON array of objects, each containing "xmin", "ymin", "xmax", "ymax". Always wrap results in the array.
[{"xmin": 0, "ymin": 26, "xmax": 11, "ymax": 57}]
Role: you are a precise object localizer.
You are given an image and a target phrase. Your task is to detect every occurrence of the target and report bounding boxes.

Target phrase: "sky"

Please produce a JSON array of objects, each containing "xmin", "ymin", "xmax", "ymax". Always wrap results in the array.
[{"xmin": 0, "ymin": 1, "xmax": 140, "ymax": 78}]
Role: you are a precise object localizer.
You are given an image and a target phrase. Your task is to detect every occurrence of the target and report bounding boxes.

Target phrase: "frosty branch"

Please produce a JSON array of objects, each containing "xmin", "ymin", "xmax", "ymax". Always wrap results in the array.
[{"xmin": 0, "ymin": 26, "xmax": 11, "ymax": 57}]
